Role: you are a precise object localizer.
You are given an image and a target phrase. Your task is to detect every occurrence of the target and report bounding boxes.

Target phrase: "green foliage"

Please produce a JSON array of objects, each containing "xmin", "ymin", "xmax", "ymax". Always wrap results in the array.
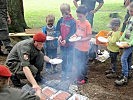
[{"xmin": 24, "ymin": 0, "xmax": 126, "ymax": 32}]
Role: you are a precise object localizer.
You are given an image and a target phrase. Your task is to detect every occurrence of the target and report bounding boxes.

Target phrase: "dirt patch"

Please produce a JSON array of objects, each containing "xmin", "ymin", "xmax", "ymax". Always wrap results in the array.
[{"xmin": 1, "ymin": 56, "xmax": 133, "ymax": 100}]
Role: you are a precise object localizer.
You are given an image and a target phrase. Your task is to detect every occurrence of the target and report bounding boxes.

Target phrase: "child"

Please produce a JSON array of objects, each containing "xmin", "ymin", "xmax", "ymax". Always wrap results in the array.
[
  {"xmin": 56, "ymin": 3, "xmax": 76, "ymax": 80},
  {"xmin": 115, "ymin": 2, "xmax": 133, "ymax": 86},
  {"xmin": 71, "ymin": 5, "xmax": 92, "ymax": 84},
  {"xmin": 42, "ymin": 14, "xmax": 58, "ymax": 73},
  {"xmin": 105, "ymin": 18, "xmax": 121, "ymax": 79}
]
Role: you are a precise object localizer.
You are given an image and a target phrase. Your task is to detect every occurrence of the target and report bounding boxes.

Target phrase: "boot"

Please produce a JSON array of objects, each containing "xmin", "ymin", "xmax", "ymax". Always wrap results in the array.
[
  {"xmin": 114, "ymin": 76, "xmax": 128, "ymax": 86},
  {"xmin": 106, "ymin": 72, "xmax": 117, "ymax": 79}
]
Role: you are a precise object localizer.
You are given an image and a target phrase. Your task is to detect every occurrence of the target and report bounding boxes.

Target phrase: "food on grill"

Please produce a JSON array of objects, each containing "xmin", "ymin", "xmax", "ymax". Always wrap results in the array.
[
  {"xmin": 51, "ymin": 91, "xmax": 71, "ymax": 100},
  {"xmin": 42, "ymin": 87, "xmax": 57, "ymax": 97}
]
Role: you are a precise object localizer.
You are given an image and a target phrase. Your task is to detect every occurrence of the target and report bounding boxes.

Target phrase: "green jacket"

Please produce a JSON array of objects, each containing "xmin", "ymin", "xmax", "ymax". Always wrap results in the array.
[
  {"xmin": 120, "ymin": 16, "xmax": 133, "ymax": 46},
  {"xmin": 0, "ymin": 86, "xmax": 40, "ymax": 100},
  {"xmin": 107, "ymin": 31, "xmax": 121, "ymax": 52},
  {"xmin": 6, "ymin": 38, "xmax": 44, "ymax": 73}
]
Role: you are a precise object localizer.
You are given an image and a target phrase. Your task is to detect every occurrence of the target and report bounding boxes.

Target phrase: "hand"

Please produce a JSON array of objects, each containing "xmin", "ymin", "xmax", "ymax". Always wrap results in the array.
[
  {"xmin": 32, "ymin": 84, "xmax": 41, "ymax": 92},
  {"xmin": 107, "ymin": 31, "xmax": 112, "ymax": 37},
  {"xmin": 49, "ymin": 59, "xmax": 55, "ymax": 65},
  {"xmin": 60, "ymin": 40, "xmax": 66, "ymax": 46},
  {"xmin": 119, "ymin": 42, "xmax": 130, "ymax": 48},
  {"xmin": 90, "ymin": 10, "xmax": 96, "ymax": 14},
  {"xmin": 58, "ymin": 36, "xmax": 62, "ymax": 42}
]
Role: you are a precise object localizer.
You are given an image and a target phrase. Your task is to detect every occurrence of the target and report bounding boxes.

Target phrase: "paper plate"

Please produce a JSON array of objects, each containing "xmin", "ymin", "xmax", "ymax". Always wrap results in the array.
[
  {"xmin": 49, "ymin": 58, "xmax": 63, "ymax": 64},
  {"xmin": 97, "ymin": 36, "xmax": 108, "ymax": 43},
  {"xmin": 69, "ymin": 37, "xmax": 81, "ymax": 42},
  {"xmin": 116, "ymin": 42, "xmax": 127, "ymax": 47},
  {"xmin": 46, "ymin": 36, "xmax": 55, "ymax": 40}
]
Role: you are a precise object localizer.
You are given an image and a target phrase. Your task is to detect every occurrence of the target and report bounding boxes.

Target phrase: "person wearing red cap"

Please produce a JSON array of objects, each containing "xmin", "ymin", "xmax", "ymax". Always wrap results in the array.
[
  {"xmin": 0, "ymin": 65, "xmax": 44, "ymax": 100},
  {"xmin": 5, "ymin": 32, "xmax": 51, "ymax": 89}
]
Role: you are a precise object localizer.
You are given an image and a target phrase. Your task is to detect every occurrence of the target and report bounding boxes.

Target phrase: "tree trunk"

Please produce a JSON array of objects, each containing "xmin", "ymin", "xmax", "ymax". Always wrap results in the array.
[{"xmin": 8, "ymin": 0, "xmax": 29, "ymax": 32}]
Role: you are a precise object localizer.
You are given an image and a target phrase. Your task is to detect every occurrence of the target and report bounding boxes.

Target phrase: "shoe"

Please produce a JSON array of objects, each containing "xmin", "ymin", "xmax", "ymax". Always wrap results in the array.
[
  {"xmin": 105, "ymin": 69, "xmax": 114, "ymax": 75},
  {"xmin": 10, "ymin": 75, "xmax": 23, "ymax": 87},
  {"xmin": 128, "ymin": 71, "xmax": 132, "ymax": 79},
  {"xmin": 106, "ymin": 72, "xmax": 117, "ymax": 79},
  {"xmin": 114, "ymin": 76, "xmax": 128, "ymax": 86}
]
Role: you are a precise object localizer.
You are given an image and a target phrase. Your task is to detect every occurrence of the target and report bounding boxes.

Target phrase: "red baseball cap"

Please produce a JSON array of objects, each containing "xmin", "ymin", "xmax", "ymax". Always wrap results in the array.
[
  {"xmin": 0, "ymin": 65, "xmax": 12, "ymax": 77},
  {"xmin": 33, "ymin": 32, "xmax": 46, "ymax": 42}
]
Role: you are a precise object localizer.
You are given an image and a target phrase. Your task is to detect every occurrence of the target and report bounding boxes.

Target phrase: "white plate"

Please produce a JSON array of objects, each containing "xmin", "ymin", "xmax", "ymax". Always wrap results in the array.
[
  {"xmin": 116, "ymin": 42, "xmax": 127, "ymax": 47},
  {"xmin": 69, "ymin": 37, "xmax": 81, "ymax": 42},
  {"xmin": 46, "ymin": 36, "xmax": 55, "ymax": 40},
  {"xmin": 97, "ymin": 36, "xmax": 108, "ymax": 43},
  {"xmin": 49, "ymin": 58, "xmax": 63, "ymax": 64}
]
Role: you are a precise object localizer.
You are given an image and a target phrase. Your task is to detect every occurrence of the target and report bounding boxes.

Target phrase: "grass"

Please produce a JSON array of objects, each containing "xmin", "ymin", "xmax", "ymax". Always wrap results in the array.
[{"xmin": 23, "ymin": 0, "xmax": 126, "ymax": 32}]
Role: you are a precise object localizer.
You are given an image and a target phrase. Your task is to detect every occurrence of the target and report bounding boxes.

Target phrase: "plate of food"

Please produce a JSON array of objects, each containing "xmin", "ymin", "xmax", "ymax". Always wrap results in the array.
[
  {"xmin": 49, "ymin": 58, "xmax": 63, "ymax": 65},
  {"xmin": 69, "ymin": 36, "xmax": 81, "ymax": 42},
  {"xmin": 46, "ymin": 36, "xmax": 55, "ymax": 40},
  {"xmin": 97, "ymin": 36, "xmax": 108, "ymax": 43},
  {"xmin": 116, "ymin": 42, "xmax": 128, "ymax": 47}
]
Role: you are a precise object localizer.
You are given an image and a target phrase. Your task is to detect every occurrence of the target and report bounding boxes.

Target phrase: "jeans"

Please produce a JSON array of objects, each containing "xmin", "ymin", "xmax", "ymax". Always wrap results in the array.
[
  {"xmin": 121, "ymin": 46, "xmax": 133, "ymax": 77},
  {"xmin": 74, "ymin": 48, "xmax": 89, "ymax": 80},
  {"xmin": 60, "ymin": 46, "xmax": 74, "ymax": 74},
  {"xmin": 86, "ymin": 12, "xmax": 94, "ymax": 27},
  {"xmin": 109, "ymin": 51, "xmax": 119, "ymax": 72}
]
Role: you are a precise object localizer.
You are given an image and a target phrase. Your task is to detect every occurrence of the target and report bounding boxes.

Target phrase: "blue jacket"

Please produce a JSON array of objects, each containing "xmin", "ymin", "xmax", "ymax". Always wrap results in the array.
[{"xmin": 42, "ymin": 26, "xmax": 58, "ymax": 49}]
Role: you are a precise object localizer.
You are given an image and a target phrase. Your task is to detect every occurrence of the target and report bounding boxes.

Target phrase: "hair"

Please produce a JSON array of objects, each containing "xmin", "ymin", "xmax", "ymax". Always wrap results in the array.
[
  {"xmin": 60, "ymin": 3, "xmax": 70, "ymax": 13},
  {"xmin": 46, "ymin": 14, "xmax": 55, "ymax": 23},
  {"xmin": 109, "ymin": 18, "xmax": 121, "ymax": 29},
  {"xmin": 0, "ymin": 76, "xmax": 8, "ymax": 91},
  {"xmin": 127, "ymin": 2, "xmax": 133, "ymax": 10},
  {"xmin": 76, "ymin": 5, "xmax": 88, "ymax": 15}
]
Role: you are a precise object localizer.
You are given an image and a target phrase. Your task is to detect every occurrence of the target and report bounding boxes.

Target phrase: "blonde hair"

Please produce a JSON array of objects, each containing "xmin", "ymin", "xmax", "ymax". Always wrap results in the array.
[
  {"xmin": 46, "ymin": 14, "xmax": 55, "ymax": 22},
  {"xmin": 127, "ymin": 2, "xmax": 133, "ymax": 10},
  {"xmin": 60, "ymin": 3, "xmax": 70, "ymax": 13}
]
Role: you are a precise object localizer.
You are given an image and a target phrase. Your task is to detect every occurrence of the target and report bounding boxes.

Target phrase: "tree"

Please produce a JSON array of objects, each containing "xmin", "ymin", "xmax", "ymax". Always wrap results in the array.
[{"xmin": 8, "ymin": 0, "xmax": 29, "ymax": 32}]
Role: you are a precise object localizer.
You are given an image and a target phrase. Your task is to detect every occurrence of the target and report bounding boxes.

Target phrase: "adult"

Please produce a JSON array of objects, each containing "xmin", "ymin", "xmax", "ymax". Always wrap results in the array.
[
  {"xmin": 73, "ymin": 0, "xmax": 104, "ymax": 27},
  {"xmin": 0, "ymin": 65, "xmax": 43, "ymax": 100},
  {"xmin": 5, "ymin": 32, "xmax": 51, "ymax": 88},
  {"xmin": 121, "ymin": 0, "xmax": 133, "ymax": 35},
  {"xmin": 0, "ymin": 0, "xmax": 12, "ymax": 55}
]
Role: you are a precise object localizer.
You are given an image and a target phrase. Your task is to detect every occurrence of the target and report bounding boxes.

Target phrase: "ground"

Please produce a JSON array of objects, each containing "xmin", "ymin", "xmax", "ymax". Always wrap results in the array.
[{"xmin": 1, "ymin": 55, "xmax": 133, "ymax": 100}]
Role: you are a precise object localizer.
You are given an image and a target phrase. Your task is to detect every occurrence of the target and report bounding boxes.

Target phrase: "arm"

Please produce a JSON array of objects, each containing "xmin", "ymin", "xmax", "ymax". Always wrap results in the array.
[
  {"xmin": 73, "ymin": 0, "xmax": 79, "ymax": 8},
  {"xmin": 7, "ymin": 11, "xmax": 11, "ymax": 24},
  {"xmin": 91, "ymin": 2, "xmax": 104, "ymax": 13},
  {"xmin": 80, "ymin": 34, "xmax": 92, "ymax": 41},
  {"xmin": 44, "ymin": 55, "xmax": 51, "ymax": 62},
  {"xmin": 23, "ymin": 66, "xmax": 41, "ymax": 90}
]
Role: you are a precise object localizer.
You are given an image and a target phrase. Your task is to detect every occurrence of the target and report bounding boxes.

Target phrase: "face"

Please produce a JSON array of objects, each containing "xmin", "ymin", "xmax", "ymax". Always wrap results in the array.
[
  {"xmin": 129, "ymin": 9, "xmax": 133, "ymax": 16},
  {"xmin": 46, "ymin": 19, "xmax": 54, "ymax": 28},
  {"xmin": 61, "ymin": 11, "xmax": 70, "ymax": 18},
  {"xmin": 34, "ymin": 41, "xmax": 44, "ymax": 50},
  {"xmin": 77, "ymin": 13, "xmax": 86, "ymax": 21}
]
